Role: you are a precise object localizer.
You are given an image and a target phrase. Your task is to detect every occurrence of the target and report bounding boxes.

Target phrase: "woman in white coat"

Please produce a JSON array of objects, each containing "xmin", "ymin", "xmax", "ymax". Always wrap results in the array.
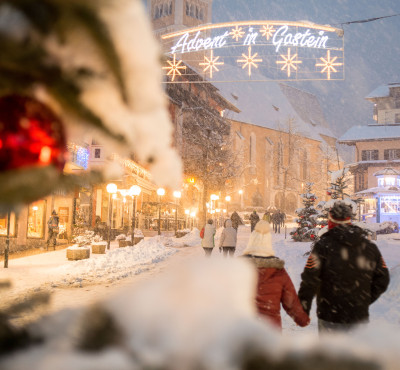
[
  {"xmin": 202, "ymin": 219, "xmax": 216, "ymax": 257},
  {"xmin": 219, "ymin": 219, "xmax": 237, "ymax": 257}
]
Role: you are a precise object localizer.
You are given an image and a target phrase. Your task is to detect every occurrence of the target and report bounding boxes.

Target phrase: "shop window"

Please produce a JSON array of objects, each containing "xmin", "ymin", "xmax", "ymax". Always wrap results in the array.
[
  {"xmin": 361, "ymin": 150, "xmax": 379, "ymax": 161},
  {"xmin": 27, "ymin": 200, "xmax": 46, "ymax": 238},
  {"xmin": 384, "ymin": 149, "xmax": 400, "ymax": 160},
  {"xmin": 381, "ymin": 196, "xmax": 400, "ymax": 214},
  {"xmin": 0, "ymin": 213, "xmax": 16, "ymax": 237}
]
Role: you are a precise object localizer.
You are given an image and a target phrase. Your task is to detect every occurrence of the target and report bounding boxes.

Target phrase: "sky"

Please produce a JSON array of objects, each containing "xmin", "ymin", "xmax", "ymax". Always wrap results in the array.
[{"xmin": 211, "ymin": 0, "xmax": 400, "ymax": 137}]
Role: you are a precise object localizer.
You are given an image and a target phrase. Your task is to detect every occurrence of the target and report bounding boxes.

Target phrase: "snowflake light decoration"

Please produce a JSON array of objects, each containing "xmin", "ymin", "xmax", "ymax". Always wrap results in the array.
[
  {"xmin": 276, "ymin": 48, "xmax": 302, "ymax": 77},
  {"xmin": 237, "ymin": 46, "xmax": 262, "ymax": 76},
  {"xmin": 260, "ymin": 24, "xmax": 275, "ymax": 40},
  {"xmin": 162, "ymin": 54, "xmax": 186, "ymax": 81},
  {"xmin": 230, "ymin": 25, "xmax": 245, "ymax": 41},
  {"xmin": 315, "ymin": 50, "xmax": 343, "ymax": 80},
  {"xmin": 199, "ymin": 50, "xmax": 224, "ymax": 78}
]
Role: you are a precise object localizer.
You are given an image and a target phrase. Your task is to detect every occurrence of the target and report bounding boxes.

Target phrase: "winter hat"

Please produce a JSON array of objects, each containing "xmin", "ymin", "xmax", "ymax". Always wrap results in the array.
[
  {"xmin": 242, "ymin": 220, "xmax": 275, "ymax": 257},
  {"xmin": 52, "ymin": 210, "xmax": 57, "ymax": 215},
  {"xmin": 328, "ymin": 201, "xmax": 352, "ymax": 229}
]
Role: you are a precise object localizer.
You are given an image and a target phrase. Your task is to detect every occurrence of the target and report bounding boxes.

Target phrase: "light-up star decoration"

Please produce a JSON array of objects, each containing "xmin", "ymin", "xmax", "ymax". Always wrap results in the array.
[
  {"xmin": 260, "ymin": 24, "xmax": 275, "ymax": 40},
  {"xmin": 199, "ymin": 50, "xmax": 224, "ymax": 78},
  {"xmin": 237, "ymin": 46, "xmax": 262, "ymax": 76},
  {"xmin": 276, "ymin": 48, "xmax": 302, "ymax": 77},
  {"xmin": 315, "ymin": 50, "xmax": 343, "ymax": 80},
  {"xmin": 162, "ymin": 54, "xmax": 186, "ymax": 81},
  {"xmin": 230, "ymin": 25, "xmax": 245, "ymax": 41}
]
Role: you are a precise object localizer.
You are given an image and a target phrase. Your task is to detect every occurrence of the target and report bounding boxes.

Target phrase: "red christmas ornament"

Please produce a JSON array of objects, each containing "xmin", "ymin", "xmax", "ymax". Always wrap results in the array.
[
  {"xmin": 327, "ymin": 191, "xmax": 331, "ymax": 196},
  {"xmin": 0, "ymin": 95, "xmax": 67, "ymax": 173}
]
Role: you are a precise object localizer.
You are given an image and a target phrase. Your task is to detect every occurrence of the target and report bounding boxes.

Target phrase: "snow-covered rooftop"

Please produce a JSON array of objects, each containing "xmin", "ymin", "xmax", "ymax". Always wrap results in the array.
[
  {"xmin": 214, "ymin": 66, "xmax": 335, "ymax": 143},
  {"xmin": 339, "ymin": 124, "xmax": 400, "ymax": 142},
  {"xmin": 366, "ymin": 83, "xmax": 400, "ymax": 99}
]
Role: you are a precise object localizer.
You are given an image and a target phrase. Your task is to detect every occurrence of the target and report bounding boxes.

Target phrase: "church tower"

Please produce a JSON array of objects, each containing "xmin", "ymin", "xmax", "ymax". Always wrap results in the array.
[{"xmin": 146, "ymin": 0, "xmax": 213, "ymax": 37}]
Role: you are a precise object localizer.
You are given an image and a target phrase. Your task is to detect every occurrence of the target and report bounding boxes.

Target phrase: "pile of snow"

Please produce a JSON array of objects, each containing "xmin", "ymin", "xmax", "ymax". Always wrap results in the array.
[
  {"xmin": 54, "ymin": 238, "xmax": 177, "ymax": 285},
  {"xmin": 158, "ymin": 228, "xmax": 201, "ymax": 248}
]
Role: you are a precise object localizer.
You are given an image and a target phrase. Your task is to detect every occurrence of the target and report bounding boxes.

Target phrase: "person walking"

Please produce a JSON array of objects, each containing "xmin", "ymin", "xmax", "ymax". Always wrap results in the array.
[
  {"xmin": 249, "ymin": 210, "xmax": 260, "ymax": 232},
  {"xmin": 271, "ymin": 210, "xmax": 281, "ymax": 233},
  {"xmin": 219, "ymin": 219, "xmax": 237, "ymax": 257},
  {"xmin": 230, "ymin": 211, "xmax": 244, "ymax": 231},
  {"xmin": 262, "ymin": 210, "xmax": 271, "ymax": 223},
  {"xmin": 279, "ymin": 211, "xmax": 286, "ymax": 228},
  {"xmin": 242, "ymin": 220, "xmax": 310, "ymax": 330},
  {"xmin": 201, "ymin": 219, "xmax": 216, "ymax": 257},
  {"xmin": 47, "ymin": 210, "xmax": 59, "ymax": 250},
  {"xmin": 298, "ymin": 201, "xmax": 390, "ymax": 334}
]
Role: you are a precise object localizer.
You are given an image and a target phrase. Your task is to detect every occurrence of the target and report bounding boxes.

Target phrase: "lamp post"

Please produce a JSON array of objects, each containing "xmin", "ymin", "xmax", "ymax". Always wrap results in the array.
[
  {"xmin": 184, "ymin": 209, "xmax": 190, "ymax": 228},
  {"xmin": 225, "ymin": 195, "xmax": 231, "ymax": 215},
  {"xmin": 210, "ymin": 194, "xmax": 219, "ymax": 225},
  {"xmin": 173, "ymin": 191, "xmax": 181, "ymax": 236},
  {"xmin": 129, "ymin": 185, "xmax": 141, "ymax": 246},
  {"xmin": 190, "ymin": 211, "xmax": 196, "ymax": 229},
  {"xmin": 238, "ymin": 189, "xmax": 243, "ymax": 210},
  {"xmin": 157, "ymin": 188, "xmax": 165, "ymax": 235},
  {"xmin": 106, "ymin": 183, "xmax": 117, "ymax": 249}
]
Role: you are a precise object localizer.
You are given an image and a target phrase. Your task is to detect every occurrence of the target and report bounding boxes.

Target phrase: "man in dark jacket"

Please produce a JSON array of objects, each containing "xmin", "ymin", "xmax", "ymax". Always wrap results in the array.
[
  {"xmin": 47, "ymin": 210, "xmax": 59, "ymax": 250},
  {"xmin": 298, "ymin": 201, "xmax": 390, "ymax": 334},
  {"xmin": 230, "ymin": 211, "xmax": 244, "ymax": 231},
  {"xmin": 249, "ymin": 210, "xmax": 260, "ymax": 232}
]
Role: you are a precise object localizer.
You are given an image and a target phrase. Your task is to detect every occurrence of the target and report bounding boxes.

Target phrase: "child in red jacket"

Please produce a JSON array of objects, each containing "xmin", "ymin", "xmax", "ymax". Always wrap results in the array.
[{"xmin": 242, "ymin": 220, "xmax": 310, "ymax": 330}]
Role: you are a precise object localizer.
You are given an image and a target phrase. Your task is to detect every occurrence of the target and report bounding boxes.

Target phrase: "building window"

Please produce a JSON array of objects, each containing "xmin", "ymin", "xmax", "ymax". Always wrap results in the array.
[
  {"xmin": 395, "ymin": 113, "xmax": 400, "ymax": 123},
  {"xmin": 249, "ymin": 133, "xmax": 256, "ymax": 174},
  {"xmin": 384, "ymin": 149, "xmax": 400, "ymax": 160},
  {"xmin": 361, "ymin": 150, "xmax": 379, "ymax": 161},
  {"xmin": 94, "ymin": 148, "xmax": 101, "ymax": 159},
  {"xmin": 27, "ymin": 200, "xmax": 46, "ymax": 238},
  {"xmin": 300, "ymin": 149, "xmax": 308, "ymax": 180},
  {"xmin": 0, "ymin": 213, "xmax": 16, "ymax": 237},
  {"xmin": 356, "ymin": 172, "xmax": 365, "ymax": 191}
]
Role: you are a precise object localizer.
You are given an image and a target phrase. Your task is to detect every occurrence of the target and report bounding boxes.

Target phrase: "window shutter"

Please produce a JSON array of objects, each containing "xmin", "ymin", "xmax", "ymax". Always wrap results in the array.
[
  {"xmin": 396, "ymin": 149, "xmax": 400, "ymax": 159},
  {"xmin": 384, "ymin": 149, "xmax": 389, "ymax": 160},
  {"xmin": 373, "ymin": 150, "xmax": 379, "ymax": 160}
]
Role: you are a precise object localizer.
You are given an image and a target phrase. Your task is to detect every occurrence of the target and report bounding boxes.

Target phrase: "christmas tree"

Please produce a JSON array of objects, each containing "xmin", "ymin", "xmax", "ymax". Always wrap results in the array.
[
  {"xmin": 291, "ymin": 182, "xmax": 320, "ymax": 242},
  {"xmin": 327, "ymin": 168, "xmax": 351, "ymax": 200}
]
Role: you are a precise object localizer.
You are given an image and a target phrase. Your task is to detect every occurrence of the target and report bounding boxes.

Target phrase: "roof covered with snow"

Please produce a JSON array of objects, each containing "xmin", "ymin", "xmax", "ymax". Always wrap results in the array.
[
  {"xmin": 214, "ymin": 66, "xmax": 335, "ymax": 143},
  {"xmin": 373, "ymin": 167, "xmax": 400, "ymax": 177},
  {"xmin": 366, "ymin": 83, "xmax": 400, "ymax": 99},
  {"xmin": 338, "ymin": 124, "xmax": 400, "ymax": 143}
]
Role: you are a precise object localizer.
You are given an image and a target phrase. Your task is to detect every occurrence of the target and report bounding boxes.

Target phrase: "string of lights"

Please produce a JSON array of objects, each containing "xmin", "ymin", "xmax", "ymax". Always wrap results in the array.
[{"xmin": 334, "ymin": 13, "xmax": 400, "ymax": 26}]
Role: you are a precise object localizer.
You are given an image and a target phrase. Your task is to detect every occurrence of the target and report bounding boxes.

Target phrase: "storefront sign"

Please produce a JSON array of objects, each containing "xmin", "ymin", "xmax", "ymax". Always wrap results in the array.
[{"xmin": 161, "ymin": 21, "xmax": 344, "ymax": 82}]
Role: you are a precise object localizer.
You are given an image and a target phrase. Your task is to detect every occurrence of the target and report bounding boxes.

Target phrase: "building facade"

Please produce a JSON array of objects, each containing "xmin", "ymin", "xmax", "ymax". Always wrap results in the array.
[{"xmin": 339, "ymin": 83, "xmax": 400, "ymax": 223}]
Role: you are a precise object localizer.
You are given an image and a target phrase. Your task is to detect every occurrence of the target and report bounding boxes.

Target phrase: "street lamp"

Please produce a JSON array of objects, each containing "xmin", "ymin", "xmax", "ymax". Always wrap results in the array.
[
  {"xmin": 129, "ymin": 185, "xmax": 141, "ymax": 246},
  {"xmin": 238, "ymin": 189, "xmax": 243, "ymax": 210},
  {"xmin": 173, "ymin": 190, "xmax": 181, "ymax": 236},
  {"xmin": 106, "ymin": 183, "xmax": 118, "ymax": 249},
  {"xmin": 190, "ymin": 211, "xmax": 196, "ymax": 229},
  {"xmin": 157, "ymin": 188, "xmax": 165, "ymax": 235},
  {"xmin": 184, "ymin": 209, "xmax": 190, "ymax": 228}
]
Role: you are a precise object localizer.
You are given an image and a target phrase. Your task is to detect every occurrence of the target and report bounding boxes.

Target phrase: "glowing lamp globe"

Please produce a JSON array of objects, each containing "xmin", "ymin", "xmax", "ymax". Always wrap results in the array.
[
  {"xmin": 130, "ymin": 185, "xmax": 141, "ymax": 196},
  {"xmin": 106, "ymin": 183, "xmax": 118, "ymax": 194}
]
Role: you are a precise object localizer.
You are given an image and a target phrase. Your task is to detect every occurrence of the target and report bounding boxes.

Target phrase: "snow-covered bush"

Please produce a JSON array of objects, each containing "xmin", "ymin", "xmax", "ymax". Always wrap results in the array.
[
  {"xmin": 73, "ymin": 231, "xmax": 102, "ymax": 246},
  {"xmin": 115, "ymin": 234, "xmax": 127, "ymax": 241}
]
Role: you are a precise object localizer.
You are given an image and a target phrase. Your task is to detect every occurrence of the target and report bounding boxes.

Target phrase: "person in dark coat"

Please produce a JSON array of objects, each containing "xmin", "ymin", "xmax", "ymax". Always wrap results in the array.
[
  {"xmin": 47, "ymin": 210, "xmax": 59, "ymax": 250},
  {"xmin": 242, "ymin": 220, "xmax": 310, "ymax": 330},
  {"xmin": 249, "ymin": 210, "xmax": 260, "ymax": 232},
  {"xmin": 298, "ymin": 201, "xmax": 390, "ymax": 334},
  {"xmin": 230, "ymin": 211, "xmax": 243, "ymax": 231},
  {"xmin": 271, "ymin": 210, "xmax": 281, "ymax": 233}
]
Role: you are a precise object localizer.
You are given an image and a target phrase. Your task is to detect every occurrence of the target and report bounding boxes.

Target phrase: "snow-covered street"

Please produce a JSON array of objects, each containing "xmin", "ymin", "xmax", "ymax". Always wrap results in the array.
[{"xmin": 1, "ymin": 224, "xmax": 399, "ymax": 333}]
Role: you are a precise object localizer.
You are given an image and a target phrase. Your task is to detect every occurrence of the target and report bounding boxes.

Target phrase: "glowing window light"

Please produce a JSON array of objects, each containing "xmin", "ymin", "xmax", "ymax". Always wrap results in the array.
[{"xmin": 76, "ymin": 147, "xmax": 89, "ymax": 169}]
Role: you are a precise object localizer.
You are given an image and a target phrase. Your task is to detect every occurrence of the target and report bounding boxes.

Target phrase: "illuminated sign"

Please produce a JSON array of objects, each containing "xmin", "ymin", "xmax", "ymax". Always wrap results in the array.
[{"xmin": 161, "ymin": 21, "xmax": 344, "ymax": 82}]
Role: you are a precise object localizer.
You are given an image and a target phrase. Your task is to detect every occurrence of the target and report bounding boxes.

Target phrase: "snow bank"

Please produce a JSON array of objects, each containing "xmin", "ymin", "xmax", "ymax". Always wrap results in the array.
[{"xmin": 53, "ymin": 238, "xmax": 177, "ymax": 285}]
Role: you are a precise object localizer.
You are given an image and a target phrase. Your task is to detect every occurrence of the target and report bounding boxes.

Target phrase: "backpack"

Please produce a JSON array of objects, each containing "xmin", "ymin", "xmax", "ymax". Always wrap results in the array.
[{"xmin": 200, "ymin": 227, "xmax": 205, "ymax": 239}]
